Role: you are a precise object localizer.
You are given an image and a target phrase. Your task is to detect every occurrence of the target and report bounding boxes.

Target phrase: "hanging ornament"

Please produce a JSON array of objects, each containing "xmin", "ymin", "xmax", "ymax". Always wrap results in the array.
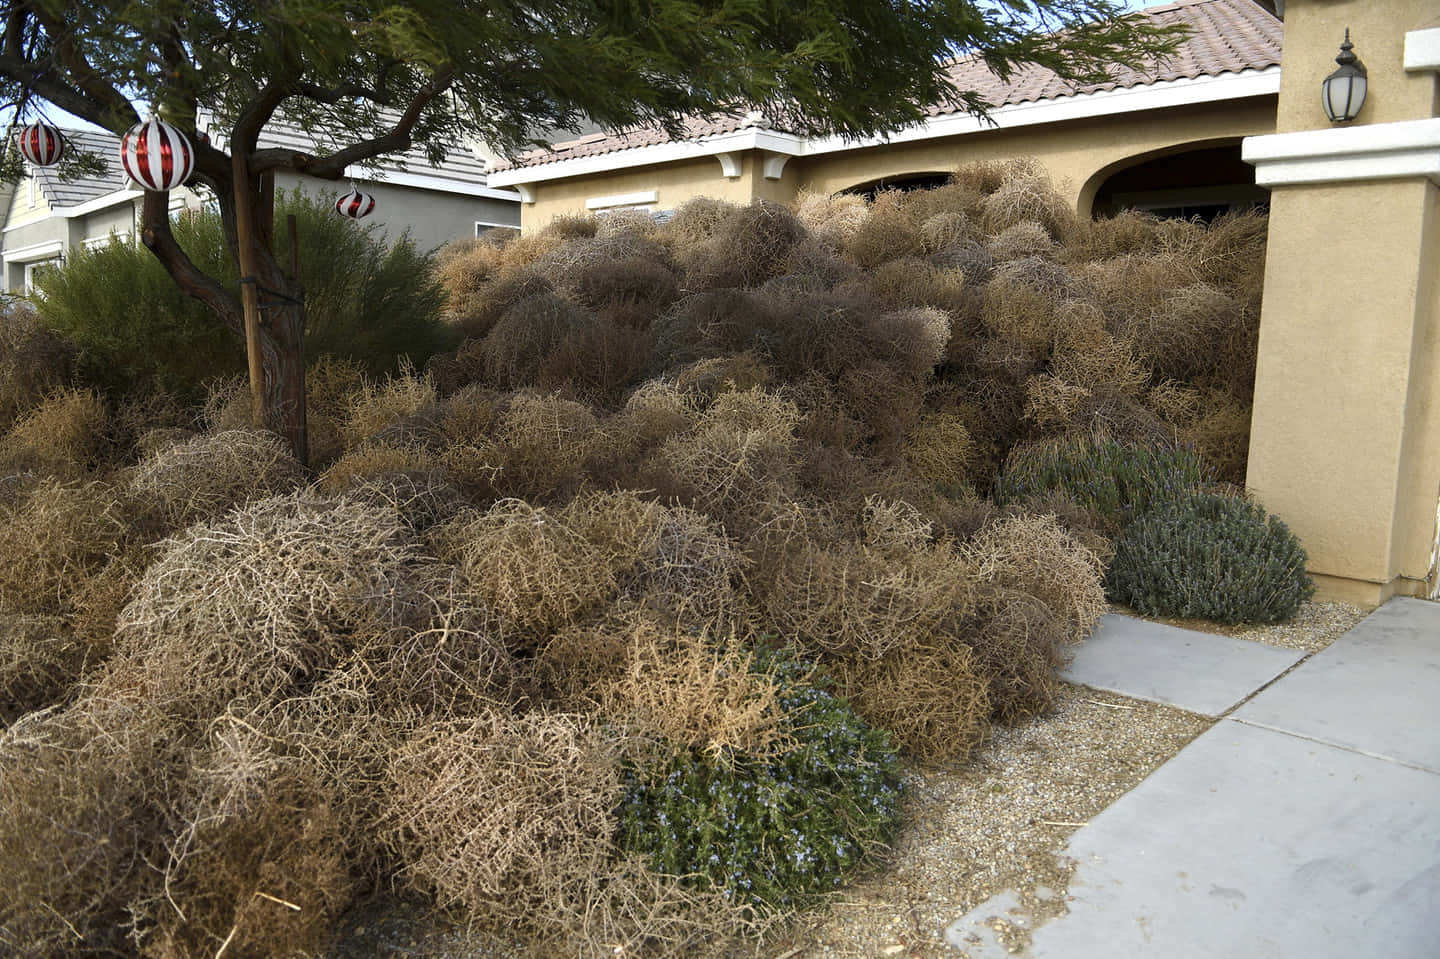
[
  {"xmin": 17, "ymin": 120, "xmax": 65, "ymax": 167},
  {"xmin": 120, "ymin": 116, "xmax": 194, "ymax": 191},
  {"xmin": 334, "ymin": 186, "xmax": 376, "ymax": 219}
]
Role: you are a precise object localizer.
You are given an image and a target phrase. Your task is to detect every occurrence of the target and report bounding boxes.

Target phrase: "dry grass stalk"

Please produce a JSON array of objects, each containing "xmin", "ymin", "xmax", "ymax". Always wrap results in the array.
[
  {"xmin": 342, "ymin": 367, "xmax": 440, "ymax": 449},
  {"xmin": 384, "ymin": 710, "xmax": 621, "ymax": 924},
  {"xmin": 0, "ymin": 614, "xmax": 86, "ymax": 723},
  {"xmin": 0, "ymin": 387, "xmax": 107, "ymax": 478},
  {"xmin": 0, "ymin": 478, "xmax": 128, "ymax": 617}
]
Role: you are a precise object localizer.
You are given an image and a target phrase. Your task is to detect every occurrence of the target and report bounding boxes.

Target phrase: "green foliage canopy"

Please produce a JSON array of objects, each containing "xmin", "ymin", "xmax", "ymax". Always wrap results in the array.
[{"xmin": 34, "ymin": 190, "xmax": 449, "ymax": 398}]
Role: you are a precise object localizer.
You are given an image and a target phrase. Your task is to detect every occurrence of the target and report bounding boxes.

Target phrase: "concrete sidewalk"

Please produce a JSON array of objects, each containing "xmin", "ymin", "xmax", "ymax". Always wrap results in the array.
[{"xmin": 946, "ymin": 598, "xmax": 1440, "ymax": 958}]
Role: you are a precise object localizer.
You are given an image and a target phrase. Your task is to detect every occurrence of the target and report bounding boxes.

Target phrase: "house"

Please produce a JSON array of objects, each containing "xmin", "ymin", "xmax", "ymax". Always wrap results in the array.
[
  {"xmin": 1, "ymin": 124, "xmax": 521, "ymax": 294},
  {"xmin": 489, "ymin": 0, "xmax": 1283, "ymax": 228},
  {"xmin": 488, "ymin": 0, "xmax": 1440, "ymax": 608}
]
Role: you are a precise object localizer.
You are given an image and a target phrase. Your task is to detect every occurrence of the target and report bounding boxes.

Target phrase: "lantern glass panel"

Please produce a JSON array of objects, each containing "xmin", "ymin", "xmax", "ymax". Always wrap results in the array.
[{"xmin": 1323, "ymin": 74, "xmax": 1365, "ymax": 122}]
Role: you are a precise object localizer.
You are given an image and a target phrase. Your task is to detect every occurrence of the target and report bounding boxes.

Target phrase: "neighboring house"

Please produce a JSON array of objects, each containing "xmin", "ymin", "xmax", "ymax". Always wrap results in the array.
[
  {"xmin": 490, "ymin": 0, "xmax": 1282, "ymax": 227},
  {"xmin": 0, "ymin": 124, "xmax": 521, "ymax": 294}
]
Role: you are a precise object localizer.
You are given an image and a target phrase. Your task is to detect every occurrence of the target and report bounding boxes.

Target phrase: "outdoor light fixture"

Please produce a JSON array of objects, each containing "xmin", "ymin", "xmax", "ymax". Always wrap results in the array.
[{"xmin": 1322, "ymin": 29, "xmax": 1367, "ymax": 123}]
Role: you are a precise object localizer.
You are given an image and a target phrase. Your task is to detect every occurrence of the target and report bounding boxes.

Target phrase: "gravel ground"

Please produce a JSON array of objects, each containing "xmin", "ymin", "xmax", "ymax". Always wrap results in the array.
[{"xmin": 326, "ymin": 599, "xmax": 1371, "ymax": 958}]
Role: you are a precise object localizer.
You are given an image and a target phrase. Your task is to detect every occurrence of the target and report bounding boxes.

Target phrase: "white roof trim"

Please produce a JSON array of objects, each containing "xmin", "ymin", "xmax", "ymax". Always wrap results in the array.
[
  {"xmin": 490, "ymin": 67, "xmax": 1282, "ymax": 188},
  {"xmin": 2, "ymin": 238, "xmax": 64, "ymax": 262},
  {"xmin": 345, "ymin": 168, "xmax": 521, "ymax": 201},
  {"xmin": 63, "ymin": 189, "xmax": 143, "ymax": 216},
  {"xmin": 1243, "ymin": 117, "xmax": 1440, "ymax": 186}
]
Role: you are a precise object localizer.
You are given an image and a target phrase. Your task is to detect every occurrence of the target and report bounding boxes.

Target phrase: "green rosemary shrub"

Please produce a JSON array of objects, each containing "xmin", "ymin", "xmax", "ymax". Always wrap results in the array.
[
  {"xmin": 1108, "ymin": 490, "xmax": 1314, "ymax": 624},
  {"xmin": 614, "ymin": 643, "xmax": 904, "ymax": 910},
  {"xmin": 995, "ymin": 433, "xmax": 1212, "ymax": 533}
]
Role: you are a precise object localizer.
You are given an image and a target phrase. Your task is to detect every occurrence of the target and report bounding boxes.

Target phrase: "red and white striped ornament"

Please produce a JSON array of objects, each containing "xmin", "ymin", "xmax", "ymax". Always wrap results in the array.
[
  {"xmin": 120, "ymin": 116, "xmax": 194, "ymax": 191},
  {"xmin": 17, "ymin": 121, "xmax": 65, "ymax": 167},
  {"xmin": 334, "ymin": 186, "xmax": 376, "ymax": 219}
]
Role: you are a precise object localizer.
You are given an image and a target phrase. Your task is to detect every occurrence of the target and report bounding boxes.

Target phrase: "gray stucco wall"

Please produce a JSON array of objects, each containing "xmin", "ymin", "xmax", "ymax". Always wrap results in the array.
[
  {"xmin": 275, "ymin": 173, "xmax": 520, "ymax": 255},
  {"xmin": 80, "ymin": 202, "xmax": 138, "ymax": 243}
]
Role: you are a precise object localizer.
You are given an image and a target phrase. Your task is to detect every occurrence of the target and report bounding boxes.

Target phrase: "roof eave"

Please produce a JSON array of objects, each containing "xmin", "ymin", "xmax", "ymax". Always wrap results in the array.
[{"xmin": 489, "ymin": 66, "xmax": 1281, "ymax": 189}]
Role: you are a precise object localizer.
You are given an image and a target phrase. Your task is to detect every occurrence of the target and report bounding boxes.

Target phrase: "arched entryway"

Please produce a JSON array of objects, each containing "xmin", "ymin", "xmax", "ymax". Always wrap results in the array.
[{"xmin": 1080, "ymin": 140, "xmax": 1268, "ymax": 221}]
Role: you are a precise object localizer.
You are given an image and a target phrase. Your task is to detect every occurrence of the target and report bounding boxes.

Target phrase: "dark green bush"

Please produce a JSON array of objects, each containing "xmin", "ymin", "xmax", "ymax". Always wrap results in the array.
[
  {"xmin": 1108, "ymin": 490, "xmax": 1314, "ymax": 624},
  {"xmin": 35, "ymin": 190, "xmax": 451, "ymax": 399},
  {"xmin": 614, "ymin": 643, "xmax": 903, "ymax": 910},
  {"xmin": 995, "ymin": 432, "xmax": 1212, "ymax": 533}
]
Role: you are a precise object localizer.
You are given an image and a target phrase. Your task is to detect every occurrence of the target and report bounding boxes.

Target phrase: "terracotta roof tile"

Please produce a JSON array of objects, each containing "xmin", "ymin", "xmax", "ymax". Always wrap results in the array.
[{"xmin": 493, "ymin": 0, "xmax": 1281, "ymax": 173}]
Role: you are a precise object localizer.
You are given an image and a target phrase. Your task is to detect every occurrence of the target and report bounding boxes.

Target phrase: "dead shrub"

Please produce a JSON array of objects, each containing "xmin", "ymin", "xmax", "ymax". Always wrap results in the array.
[
  {"xmin": 139, "ymin": 745, "xmax": 355, "ymax": 959},
  {"xmin": 481, "ymin": 292, "xmax": 600, "ymax": 389},
  {"xmin": 663, "ymin": 196, "xmax": 732, "ymax": 248},
  {"xmin": 1121, "ymin": 282, "xmax": 1238, "ymax": 381},
  {"xmin": 670, "ymin": 351, "xmax": 774, "ymax": 399},
  {"xmin": 845, "ymin": 190, "xmax": 923, "ymax": 269},
  {"xmin": 583, "ymin": 620, "xmax": 789, "ymax": 758},
  {"xmin": 1147, "ymin": 380, "xmax": 1203, "ymax": 426},
  {"xmin": 0, "ymin": 387, "xmax": 108, "ymax": 477},
  {"xmin": 305, "ymin": 355, "xmax": 370, "ymax": 465},
  {"xmin": 541, "ymin": 213, "xmax": 601, "ymax": 241},
  {"xmin": 966, "ymin": 586, "xmax": 1071, "ymax": 720},
  {"xmin": 341, "ymin": 367, "xmax": 440, "ymax": 449},
  {"xmin": 901, "ymin": 180, "xmax": 986, "ymax": 223},
  {"xmin": 834, "ymin": 639, "xmax": 991, "ymax": 764},
  {"xmin": 902, "ymin": 411, "xmax": 974, "ymax": 484},
  {"xmin": 919, "ymin": 211, "xmax": 972, "ymax": 253},
  {"xmin": 1022, "ymin": 374, "xmax": 1094, "ymax": 432},
  {"xmin": 1073, "ymin": 209, "xmax": 1165, "ymax": 259},
  {"xmin": 1191, "ymin": 208, "xmax": 1270, "ymax": 288},
  {"xmin": 654, "ymin": 389, "xmax": 800, "ymax": 533},
  {"xmin": 452, "ymin": 267, "xmax": 557, "ymax": 344},
  {"xmin": 754, "ymin": 538, "xmax": 978, "ymax": 661},
  {"xmin": 987, "ymin": 220, "xmax": 1059, "ymax": 262},
  {"xmin": 113, "ymin": 492, "xmax": 429, "ymax": 718},
  {"xmin": 1180, "ymin": 390, "xmax": 1253, "ymax": 486},
  {"xmin": 562, "ymin": 255, "xmax": 679, "ymax": 314},
  {"xmin": 795, "ymin": 190, "xmax": 870, "ymax": 249},
  {"xmin": 1051, "ymin": 322, "xmax": 1151, "ymax": 398},
  {"xmin": 488, "ymin": 391, "xmax": 600, "ymax": 502},
  {"xmin": 684, "ymin": 200, "xmax": 807, "ymax": 290},
  {"xmin": 980, "ymin": 256, "xmax": 1075, "ymax": 355},
  {"xmin": 384, "ymin": 711, "xmax": 620, "ymax": 925},
  {"xmin": 968, "ymin": 512, "xmax": 1106, "ymax": 641},
  {"xmin": 0, "ymin": 303, "xmax": 73, "ymax": 431},
  {"xmin": 128, "ymin": 429, "xmax": 304, "ymax": 531},
  {"xmin": 431, "ymin": 500, "xmax": 615, "ymax": 643},
  {"xmin": 0, "ymin": 615, "xmax": 86, "ymax": 722},
  {"xmin": 538, "ymin": 317, "xmax": 650, "ymax": 402},
  {"xmin": 532, "ymin": 854, "xmax": 761, "ymax": 959},
  {"xmin": 951, "ymin": 158, "xmax": 1045, "ymax": 197},
  {"xmin": 317, "ymin": 441, "xmax": 439, "ymax": 494},
  {"xmin": 649, "ymin": 289, "xmax": 772, "ymax": 370},
  {"xmin": 435, "ymin": 236, "xmax": 510, "ymax": 318},
  {"xmin": 930, "ymin": 237, "xmax": 993, "ymax": 285},
  {"xmin": 0, "ymin": 478, "xmax": 128, "ymax": 617},
  {"xmin": 67, "ymin": 554, "xmax": 141, "ymax": 652},
  {"xmin": 862, "ymin": 495, "xmax": 935, "ymax": 551},
  {"xmin": 0, "ymin": 696, "xmax": 178, "ymax": 957},
  {"xmin": 980, "ymin": 172, "xmax": 1077, "ymax": 242},
  {"xmin": 864, "ymin": 257, "xmax": 968, "ymax": 314}
]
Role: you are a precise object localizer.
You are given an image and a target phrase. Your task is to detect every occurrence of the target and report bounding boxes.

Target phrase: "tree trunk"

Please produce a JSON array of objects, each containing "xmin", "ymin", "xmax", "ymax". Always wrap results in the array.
[{"xmin": 257, "ymin": 295, "xmax": 309, "ymax": 465}]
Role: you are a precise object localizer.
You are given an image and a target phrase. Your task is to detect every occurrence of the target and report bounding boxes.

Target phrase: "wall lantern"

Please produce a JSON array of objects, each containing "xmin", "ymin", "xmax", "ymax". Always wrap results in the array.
[{"xmin": 1321, "ymin": 29, "xmax": 1367, "ymax": 123}]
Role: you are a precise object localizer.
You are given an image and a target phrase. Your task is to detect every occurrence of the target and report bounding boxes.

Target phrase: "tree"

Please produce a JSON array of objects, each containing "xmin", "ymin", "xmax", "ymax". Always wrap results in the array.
[{"xmin": 0, "ymin": 0, "xmax": 1182, "ymax": 464}]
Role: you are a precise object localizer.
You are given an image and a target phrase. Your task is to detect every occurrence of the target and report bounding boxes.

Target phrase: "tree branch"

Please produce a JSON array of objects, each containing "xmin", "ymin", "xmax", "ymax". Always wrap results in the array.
[
  {"xmin": 139, "ymin": 191, "xmax": 242, "ymax": 335},
  {"xmin": 250, "ymin": 68, "xmax": 454, "ymax": 178}
]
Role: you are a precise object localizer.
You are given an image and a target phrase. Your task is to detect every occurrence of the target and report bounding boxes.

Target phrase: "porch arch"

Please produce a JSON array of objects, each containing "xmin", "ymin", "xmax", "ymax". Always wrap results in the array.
[{"xmin": 1078, "ymin": 138, "xmax": 1267, "ymax": 219}]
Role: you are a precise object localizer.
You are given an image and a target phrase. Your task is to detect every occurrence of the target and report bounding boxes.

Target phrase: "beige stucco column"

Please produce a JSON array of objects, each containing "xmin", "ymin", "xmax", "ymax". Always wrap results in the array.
[{"xmin": 1243, "ymin": 0, "xmax": 1440, "ymax": 605}]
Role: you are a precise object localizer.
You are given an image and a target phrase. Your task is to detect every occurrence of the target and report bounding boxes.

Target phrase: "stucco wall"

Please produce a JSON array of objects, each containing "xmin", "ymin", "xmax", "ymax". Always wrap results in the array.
[
  {"xmin": 1247, "ymin": 178, "xmax": 1438, "ymax": 601},
  {"xmin": 80, "ymin": 202, "xmax": 136, "ymax": 243},
  {"xmin": 517, "ymin": 96, "xmax": 1277, "ymax": 230},
  {"xmin": 1275, "ymin": 0, "xmax": 1440, "ymax": 133}
]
